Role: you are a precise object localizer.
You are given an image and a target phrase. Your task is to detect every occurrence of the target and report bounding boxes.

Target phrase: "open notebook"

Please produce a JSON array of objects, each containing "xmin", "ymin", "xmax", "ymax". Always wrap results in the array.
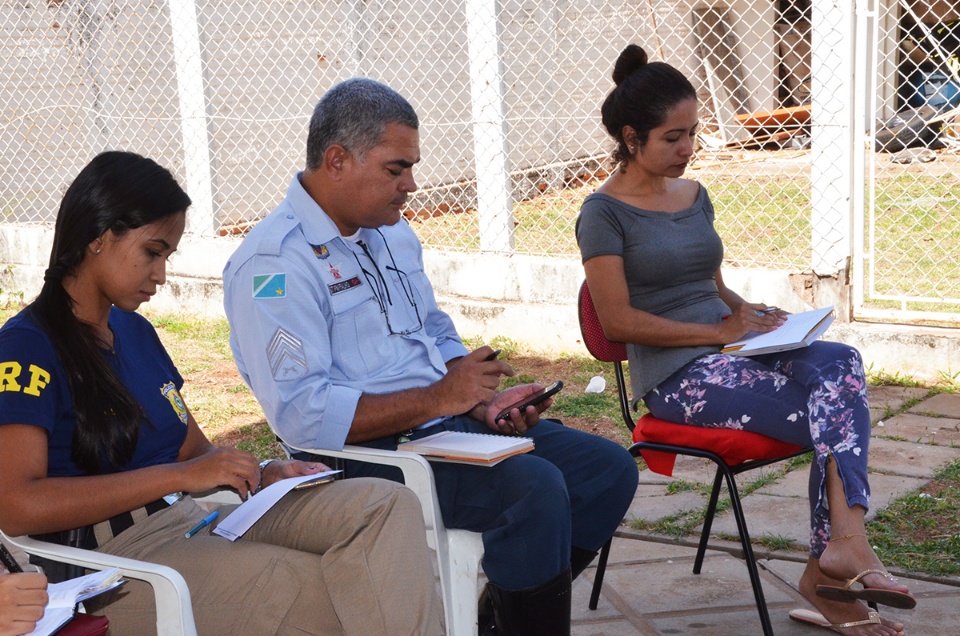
[
  {"xmin": 398, "ymin": 431, "xmax": 534, "ymax": 465},
  {"xmin": 722, "ymin": 306, "xmax": 834, "ymax": 356},
  {"xmin": 27, "ymin": 568, "xmax": 123, "ymax": 636}
]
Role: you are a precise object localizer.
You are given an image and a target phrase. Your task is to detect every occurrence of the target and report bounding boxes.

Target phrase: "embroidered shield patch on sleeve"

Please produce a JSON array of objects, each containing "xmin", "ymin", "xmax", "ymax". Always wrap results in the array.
[
  {"xmin": 253, "ymin": 273, "xmax": 286, "ymax": 299},
  {"xmin": 267, "ymin": 327, "xmax": 308, "ymax": 380}
]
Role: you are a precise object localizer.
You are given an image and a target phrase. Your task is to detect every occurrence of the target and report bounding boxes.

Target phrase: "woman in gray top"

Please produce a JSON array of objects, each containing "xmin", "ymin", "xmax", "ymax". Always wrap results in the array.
[{"xmin": 576, "ymin": 44, "xmax": 914, "ymax": 636}]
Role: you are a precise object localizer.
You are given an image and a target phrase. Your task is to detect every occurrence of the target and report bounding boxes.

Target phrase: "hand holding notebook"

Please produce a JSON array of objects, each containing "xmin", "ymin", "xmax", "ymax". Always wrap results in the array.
[{"xmin": 722, "ymin": 306, "xmax": 835, "ymax": 356}]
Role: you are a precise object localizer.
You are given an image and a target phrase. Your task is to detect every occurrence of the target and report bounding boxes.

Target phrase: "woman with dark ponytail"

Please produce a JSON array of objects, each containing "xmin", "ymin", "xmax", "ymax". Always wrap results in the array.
[
  {"xmin": 577, "ymin": 45, "xmax": 913, "ymax": 635},
  {"xmin": 0, "ymin": 152, "xmax": 441, "ymax": 634},
  {"xmin": 31, "ymin": 151, "xmax": 192, "ymax": 475}
]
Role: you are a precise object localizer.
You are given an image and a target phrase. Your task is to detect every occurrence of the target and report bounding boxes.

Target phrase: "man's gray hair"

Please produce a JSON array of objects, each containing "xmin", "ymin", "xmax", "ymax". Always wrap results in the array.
[{"xmin": 305, "ymin": 78, "xmax": 419, "ymax": 170}]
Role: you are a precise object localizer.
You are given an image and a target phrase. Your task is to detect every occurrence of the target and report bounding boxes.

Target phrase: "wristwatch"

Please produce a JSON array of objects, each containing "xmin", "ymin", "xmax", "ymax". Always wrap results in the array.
[{"xmin": 256, "ymin": 459, "xmax": 277, "ymax": 494}]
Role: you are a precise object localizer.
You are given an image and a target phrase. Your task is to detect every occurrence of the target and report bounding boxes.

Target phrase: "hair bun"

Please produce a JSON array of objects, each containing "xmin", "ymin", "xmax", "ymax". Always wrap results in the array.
[{"xmin": 612, "ymin": 44, "xmax": 649, "ymax": 86}]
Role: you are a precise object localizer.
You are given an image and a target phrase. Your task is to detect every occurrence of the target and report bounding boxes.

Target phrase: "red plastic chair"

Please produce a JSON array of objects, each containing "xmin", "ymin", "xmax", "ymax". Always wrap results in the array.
[{"xmin": 577, "ymin": 281, "xmax": 810, "ymax": 636}]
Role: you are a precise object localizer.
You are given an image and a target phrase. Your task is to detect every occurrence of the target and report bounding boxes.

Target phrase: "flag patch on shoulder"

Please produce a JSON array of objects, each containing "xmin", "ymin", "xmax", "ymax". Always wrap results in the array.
[{"xmin": 253, "ymin": 273, "xmax": 286, "ymax": 299}]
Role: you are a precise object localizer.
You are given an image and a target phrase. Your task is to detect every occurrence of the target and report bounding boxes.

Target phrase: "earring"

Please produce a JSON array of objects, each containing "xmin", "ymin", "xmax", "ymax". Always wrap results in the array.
[{"xmin": 94, "ymin": 248, "xmax": 101, "ymax": 254}]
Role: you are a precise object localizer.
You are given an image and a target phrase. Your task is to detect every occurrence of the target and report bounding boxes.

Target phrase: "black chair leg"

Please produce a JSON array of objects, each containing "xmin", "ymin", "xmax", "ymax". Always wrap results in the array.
[
  {"xmin": 721, "ymin": 466, "xmax": 774, "ymax": 636},
  {"xmin": 694, "ymin": 467, "xmax": 725, "ymax": 574},
  {"xmin": 588, "ymin": 537, "xmax": 611, "ymax": 610}
]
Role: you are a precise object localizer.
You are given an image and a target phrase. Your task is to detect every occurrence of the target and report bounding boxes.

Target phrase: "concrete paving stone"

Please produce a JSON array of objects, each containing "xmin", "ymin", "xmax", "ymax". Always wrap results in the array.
[
  {"xmin": 876, "ymin": 412, "xmax": 960, "ymax": 446},
  {"xmin": 754, "ymin": 466, "xmax": 811, "ymax": 498},
  {"xmin": 632, "ymin": 482, "xmax": 690, "ymax": 500},
  {"xmin": 601, "ymin": 534, "xmax": 718, "ymax": 565},
  {"xmin": 707, "ymin": 493, "xmax": 812, "ymax": 548},
  {"xmin": 862, "ymin": 472, "xmax": 928, "ymax": 520},
  {"xmin": 711, "ymin": 472, "xmax": 925, "ymax": 540},
  {"xmin": 599, "ymin": 553, "xmax": 796, "ymax": 617},
  {"xmin": 650, "ymin": 454, "xmax": 797, "ymax": 489},
  {"xmin": 648, "ymin": 606, "xmax": 818, "ymax": 636},
  {"xmin": 907, "ymin": 391, "xmax": 960, "ymax": 418},
  {"xmin": 652, "ymin": 455, "xmax": 719, "ymax": 485},
  {"xmin": 637, "ymin": 469, "xmax": 674, "ymax": 486},
  {"xmin": 867, "ymin": 385, "xmax": 930, "ymax": 422},
  {"xmin": 884, "ymin": 594, "xmax": 960, "ymax": 636},
  {"xmin": 626, "ymin": 490, "xmax": 706, "ymax": 524},
  {"xmin": 572, "ymin": 574, "xmax": 621, "ymax": 621},
  {"xmin": 869, "ymin": 437, "xmax": 960, "ymax": 478},
  {"xmin": 572, "ymin": 618, "xmax": 643, "ymax": 636},
  {"xmin": 761, "ymin": 557, "xmax": 806, "ymax": 590}
]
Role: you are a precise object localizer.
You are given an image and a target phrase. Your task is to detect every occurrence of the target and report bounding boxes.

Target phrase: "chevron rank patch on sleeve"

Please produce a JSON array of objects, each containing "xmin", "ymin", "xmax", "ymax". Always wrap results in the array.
[{"xmin": 267, "ymin": 327, "xmax": 308, "ymax": 380}]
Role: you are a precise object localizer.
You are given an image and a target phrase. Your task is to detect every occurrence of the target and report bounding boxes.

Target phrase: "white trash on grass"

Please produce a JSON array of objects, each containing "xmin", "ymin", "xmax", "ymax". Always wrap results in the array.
[{"xmin": 584, "ymin": 376, "xmax": 606, "ymax": 394}]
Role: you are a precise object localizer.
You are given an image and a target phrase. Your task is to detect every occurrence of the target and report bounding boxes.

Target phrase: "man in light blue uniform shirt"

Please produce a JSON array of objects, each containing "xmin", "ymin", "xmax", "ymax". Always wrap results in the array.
[{"xmin": 223, "ymin": 78, "xmax": 638, "ymax": 636}]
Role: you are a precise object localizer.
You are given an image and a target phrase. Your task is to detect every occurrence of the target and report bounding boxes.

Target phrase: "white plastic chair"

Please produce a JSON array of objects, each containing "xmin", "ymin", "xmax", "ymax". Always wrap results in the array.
[
  {"xmin": 285, "ymin": 443, "xmax": 486, "ymax": 636},
  {"xmin": 0, "ymin": 529, "xmax": 197, "ymax": 636}
]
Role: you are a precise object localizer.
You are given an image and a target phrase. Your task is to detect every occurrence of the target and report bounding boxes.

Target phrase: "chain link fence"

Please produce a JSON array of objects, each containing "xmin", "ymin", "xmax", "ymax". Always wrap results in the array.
[
  {"xmin": 2, "ymin": 0, "xmax": 958, "ymax": 318},
  {"xmin": 865, "ymin": 0, "xmax": 960, "ymax": 317}
]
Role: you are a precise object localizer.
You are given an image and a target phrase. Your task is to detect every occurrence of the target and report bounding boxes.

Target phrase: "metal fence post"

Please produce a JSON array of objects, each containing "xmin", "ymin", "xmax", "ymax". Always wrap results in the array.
[
  {"xmin": 466, "ymin": 0, "xmax": 514, "ymax": 253},
  {"xmin": 810, "ymin": 0, "xmax": 855, "ymax": 275},
  {"xmin": 168, "ymin": 0, "xmax": 216, "ymax": 236}
]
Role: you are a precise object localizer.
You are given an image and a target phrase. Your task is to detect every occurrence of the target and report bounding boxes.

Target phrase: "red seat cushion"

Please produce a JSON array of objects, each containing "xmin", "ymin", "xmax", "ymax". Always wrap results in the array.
[{"xmin": 633, "ymin": 414, "xmax": 806, "ymax": 476}]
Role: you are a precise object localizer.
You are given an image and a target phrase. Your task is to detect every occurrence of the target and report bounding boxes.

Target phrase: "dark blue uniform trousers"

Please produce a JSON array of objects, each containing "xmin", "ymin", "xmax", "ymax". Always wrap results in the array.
[{"xmin": 296, "ymin": 417, "xmax": 638, "ymax": 589}]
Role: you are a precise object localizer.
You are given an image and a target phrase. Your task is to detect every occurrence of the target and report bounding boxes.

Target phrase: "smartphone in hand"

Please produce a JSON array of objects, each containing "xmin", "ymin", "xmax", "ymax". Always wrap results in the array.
[{"xmin": 495, "ymin": 381, "xmax": 563, "ymax": 422}]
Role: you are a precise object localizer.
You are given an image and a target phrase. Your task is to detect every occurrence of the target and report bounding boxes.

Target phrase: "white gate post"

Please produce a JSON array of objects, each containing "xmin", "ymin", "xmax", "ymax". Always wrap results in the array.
[
  {"xmin": 466, "ymin": 0, "xmax": 514, "ymax": 253},
  {"xmin": 810, "ymin": 0, "xmax": 856, "ymax": 275},
  {"xmin": 168, "ymin": 0, "xmax": 216, "ymax": 236}
]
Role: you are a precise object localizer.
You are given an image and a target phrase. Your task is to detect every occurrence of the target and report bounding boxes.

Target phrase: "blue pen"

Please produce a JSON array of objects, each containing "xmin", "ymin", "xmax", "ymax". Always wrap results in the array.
[{"xmin": 184, "ymin": 510, "xmax": 219, "ymax": 539}]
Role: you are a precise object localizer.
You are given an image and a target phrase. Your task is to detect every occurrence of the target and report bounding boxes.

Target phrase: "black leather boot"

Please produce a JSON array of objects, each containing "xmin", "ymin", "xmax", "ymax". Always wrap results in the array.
[
  {"xmin": 480, "ymin": 549, "xmax": 596, "ymax": 634},
  {"xmin": 478, "ymin": 584, "xmax": 495, "ymax": 635},
  {"xmin": 486, "ymin": 567, "xmax": 572, "ymax": 636},
  {"xmin": 570, "ymin": 547, "xmax": 599, "ymax": 581}
]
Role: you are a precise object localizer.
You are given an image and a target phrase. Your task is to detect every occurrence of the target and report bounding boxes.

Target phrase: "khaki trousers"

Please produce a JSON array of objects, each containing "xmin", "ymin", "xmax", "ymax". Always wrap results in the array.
[{"xmin": 88, "ymin": 478, "xmax": 442, "ymax": 635}]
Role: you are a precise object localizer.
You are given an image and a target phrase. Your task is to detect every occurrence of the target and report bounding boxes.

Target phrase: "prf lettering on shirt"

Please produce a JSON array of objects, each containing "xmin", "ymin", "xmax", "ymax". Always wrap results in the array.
[{"xmin": 0, "ymin": 361, "xmax": 51, "ymax": 396}]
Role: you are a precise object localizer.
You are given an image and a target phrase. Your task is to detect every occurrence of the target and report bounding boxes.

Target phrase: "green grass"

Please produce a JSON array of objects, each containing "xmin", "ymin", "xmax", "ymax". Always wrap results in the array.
[
  {"xmin": 410, "ymin": 173, "xmax": 816, "ymax": 268},
  {"xmin": 409, "ymin": 169, "xmax": 960, "ymax": 315},
  {"xmin": 870, "ymin": 174, "xmax": 960, "ymax": 303},
  {"xmin": 754, "ymin": 533, "xmax": 801, "ymax": 552},
  {"xmin": 869, "ymin": 459, "xmax": 960, "ymax": 577},
  {"xmin": 553, "ymin": 391, "xmax": 619, "ymax": 419}
]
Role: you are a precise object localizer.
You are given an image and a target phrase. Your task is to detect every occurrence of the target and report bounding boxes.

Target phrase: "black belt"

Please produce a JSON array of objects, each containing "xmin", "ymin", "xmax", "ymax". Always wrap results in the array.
[
  {"xmin": 31, "ymin": 496, "xmax": 173, "ymax": 550},
  {"xmin": 28, "ymin": 496, "xmax": 174, "ymax": 582}
]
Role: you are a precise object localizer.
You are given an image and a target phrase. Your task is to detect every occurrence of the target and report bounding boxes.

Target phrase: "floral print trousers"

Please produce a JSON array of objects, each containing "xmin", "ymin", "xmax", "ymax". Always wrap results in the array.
[{"xmin": 644, "ymin": 341, "xmax": 871, "ymax": 558}]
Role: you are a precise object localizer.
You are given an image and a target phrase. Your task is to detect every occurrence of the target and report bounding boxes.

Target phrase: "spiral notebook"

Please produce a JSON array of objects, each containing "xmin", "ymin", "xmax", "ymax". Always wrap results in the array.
[{"xmin": 398, "ymin": 431, "xmax": 534, "ymax": 465}]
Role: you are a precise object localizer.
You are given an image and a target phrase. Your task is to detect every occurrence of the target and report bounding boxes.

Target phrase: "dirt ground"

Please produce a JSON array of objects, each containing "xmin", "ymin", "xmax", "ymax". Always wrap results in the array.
[{"xmin": 192, "ymin": 353, "xmax": 633, "ymax": 453}]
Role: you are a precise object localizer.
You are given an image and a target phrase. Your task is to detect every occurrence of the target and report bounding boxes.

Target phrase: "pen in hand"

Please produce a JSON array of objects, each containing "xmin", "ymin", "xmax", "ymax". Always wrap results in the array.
[
  {"xmin": 185, "ymin": 511, "xmax": 219, "ymax": 539},
  {"xmin": 753, "ymin": 306, "xmax": 780, "ymax": 318}
]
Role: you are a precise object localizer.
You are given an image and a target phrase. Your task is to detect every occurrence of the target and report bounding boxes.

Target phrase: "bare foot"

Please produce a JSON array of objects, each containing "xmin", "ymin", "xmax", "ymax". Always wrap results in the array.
[
  {"xmin": 799, "ymin": 559, "xmax": 906, "ymax": 635},
  {"xmin": 818, "ymin": 535, "xmax": 913, "ymax": 600}
]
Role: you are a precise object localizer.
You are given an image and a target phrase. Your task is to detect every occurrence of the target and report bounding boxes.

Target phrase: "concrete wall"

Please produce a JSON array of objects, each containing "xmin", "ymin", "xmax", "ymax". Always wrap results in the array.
[{"xmin": 4, "ymin": 223, "xmax": 960, "ymax": 382}]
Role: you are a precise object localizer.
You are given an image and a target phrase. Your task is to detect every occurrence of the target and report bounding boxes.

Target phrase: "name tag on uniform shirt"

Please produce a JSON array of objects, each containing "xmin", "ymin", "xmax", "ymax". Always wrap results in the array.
[{"xmin": 328, "ymin": 276, "xmax": 362, "ymax": 295}]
